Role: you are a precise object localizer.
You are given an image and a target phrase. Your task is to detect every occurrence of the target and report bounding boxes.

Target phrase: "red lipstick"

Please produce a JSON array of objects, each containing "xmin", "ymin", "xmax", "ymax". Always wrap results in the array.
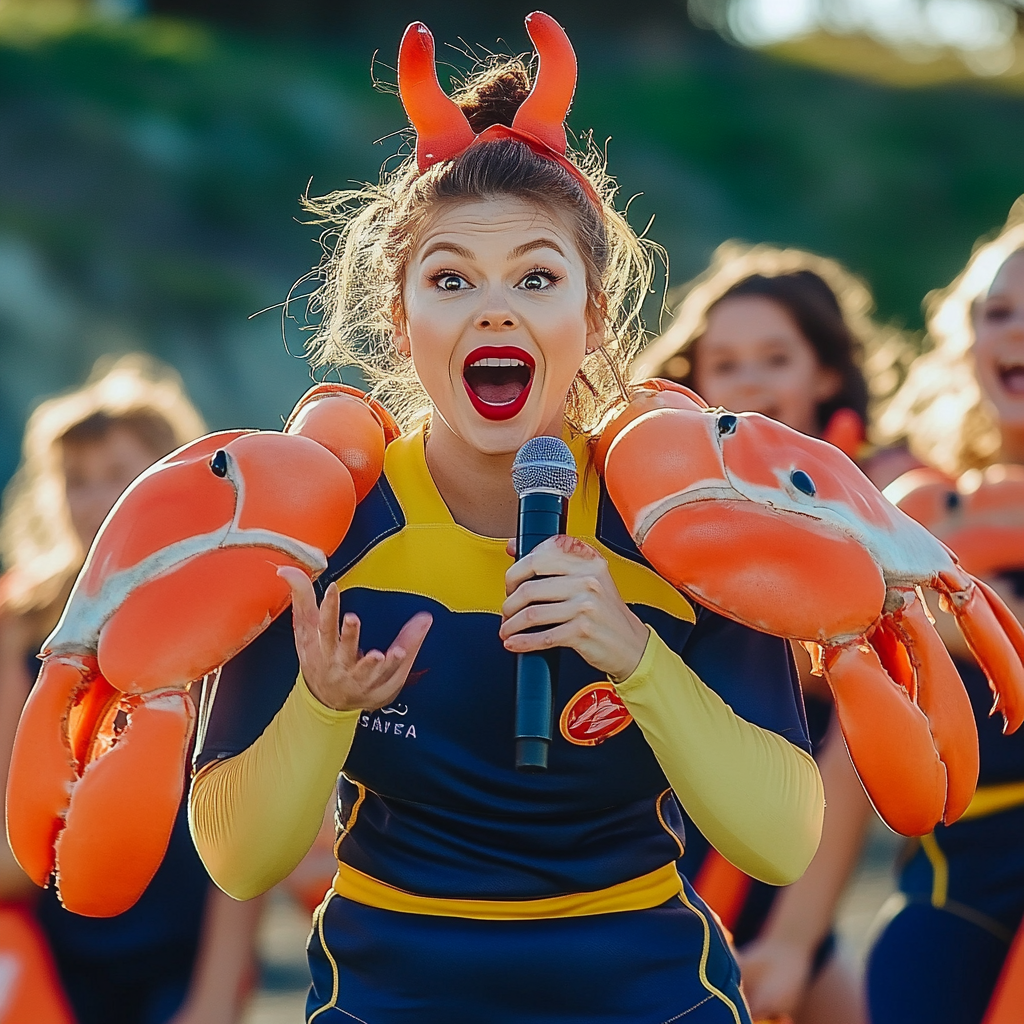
[{"xmin": 462, "ymin": 346, "xmax": 535, "ymax": 421}]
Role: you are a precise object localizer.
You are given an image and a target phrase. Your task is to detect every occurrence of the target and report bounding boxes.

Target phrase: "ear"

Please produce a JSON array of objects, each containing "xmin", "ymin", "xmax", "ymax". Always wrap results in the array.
[
  {"xmin": 585, "ymin": 292, "xmax": 609, "ymax": 354},
  {"xmin": 391, "ymin": 299, "xmax": 411, "ymax": 358}
]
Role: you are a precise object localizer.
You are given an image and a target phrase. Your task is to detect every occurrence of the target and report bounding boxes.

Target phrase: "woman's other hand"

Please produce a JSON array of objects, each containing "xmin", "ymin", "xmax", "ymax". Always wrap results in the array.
[
  {"xmin": 500, "ymin": 535, "xmax": 649, "ymax": 681},
  {"xmin": 736, "ymin": 936, "xmax": 811, "ymax": 1021},
  {"xmin": 278, "ymin": 567, "xmax": 431, "ymax": 713}
]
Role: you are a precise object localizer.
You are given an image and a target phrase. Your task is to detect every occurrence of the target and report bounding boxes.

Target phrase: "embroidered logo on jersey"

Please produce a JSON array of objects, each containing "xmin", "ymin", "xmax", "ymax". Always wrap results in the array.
[{"xmin": 559, "ymin": 682, "xmax": 633, "ymax": 746}]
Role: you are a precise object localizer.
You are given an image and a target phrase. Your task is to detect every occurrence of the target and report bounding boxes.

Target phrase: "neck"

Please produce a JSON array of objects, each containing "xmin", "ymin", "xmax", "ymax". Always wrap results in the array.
[
  {"xmin": 999, "ymin": 423, "xmax": 1024, "ymax": 466},
  {"xmin": 423, "ymin": 413, "xmax": 562, "ymax": 538}
]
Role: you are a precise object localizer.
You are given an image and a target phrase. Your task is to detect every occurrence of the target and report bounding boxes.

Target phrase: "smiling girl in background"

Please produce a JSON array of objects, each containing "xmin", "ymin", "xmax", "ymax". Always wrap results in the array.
[
  {"xmin": 634, "ymin": 243, "xmax": 915, "ymax": 1024},
  {"xmin": 868, "ymin": 198, "xmax": 1024, "ymax": 1024}
]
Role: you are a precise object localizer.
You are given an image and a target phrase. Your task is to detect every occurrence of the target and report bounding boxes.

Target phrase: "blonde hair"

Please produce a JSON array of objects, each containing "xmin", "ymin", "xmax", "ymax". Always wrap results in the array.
[
  {"xmin": 299, "ymin": 56, "xmax": 660, "ymax": 434},
  {"xmin": 632, "ymin": 241, "xmax": 912, "ymax": 434},
  {"xmin": 879, "ymin": 197, "xmax": 1024, "ymax": 476},
  {"xmin": 0, "ymin": 354, "xmax": 205, "ymax": 614}
]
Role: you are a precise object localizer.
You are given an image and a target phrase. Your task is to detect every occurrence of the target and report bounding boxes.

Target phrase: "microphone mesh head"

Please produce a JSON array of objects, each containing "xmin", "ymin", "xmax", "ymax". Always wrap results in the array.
[{"xmin": 512, "ymin": 436, "xmax": 577, "ymax": 499}]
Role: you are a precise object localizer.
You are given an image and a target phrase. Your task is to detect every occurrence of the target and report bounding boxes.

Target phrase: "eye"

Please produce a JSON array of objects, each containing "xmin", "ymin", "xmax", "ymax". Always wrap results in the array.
[
  {"xmin": 984, "ymin": 304, "xmax": 1012, "ymax": 322},
  {"xmin": 790, "ymin": 469, "xmax": 816, "ymax": 496},
  {"xmin": 717, "ymin": 414, "xmax": 738, "ymax": 436},
  {"xmin": 431, "ymin": 272, "xmax": 470, "ymax": 292},
  {"xmin": 519, "ymin": 269, "xmax": 560, "ymax": 291},
  {"xmin": 766, "ymin": 351, "xmax": 791, "ymax": 368}
]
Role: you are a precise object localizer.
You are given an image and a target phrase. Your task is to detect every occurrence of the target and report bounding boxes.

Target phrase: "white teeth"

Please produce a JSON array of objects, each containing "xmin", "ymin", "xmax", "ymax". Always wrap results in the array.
[{"xmin": 468, "ymin": 357, "xmax": 528, "ymax": 368}]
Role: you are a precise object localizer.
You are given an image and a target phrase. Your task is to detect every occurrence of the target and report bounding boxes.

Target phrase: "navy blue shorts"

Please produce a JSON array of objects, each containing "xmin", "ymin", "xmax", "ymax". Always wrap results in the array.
[{"xmin": 306, "ymin": 877, "xmax": 750, "ymax": 1023}]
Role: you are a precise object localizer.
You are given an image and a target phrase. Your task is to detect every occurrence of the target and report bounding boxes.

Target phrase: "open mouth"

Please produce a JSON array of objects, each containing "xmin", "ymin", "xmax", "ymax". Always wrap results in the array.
[
  {"xmin": 998, "ymin": 361, "xmax": 1024, "ymax": 396},
  {"xmin": 462, "ymin": 346, "xmax": 535, "ymax": 421}
]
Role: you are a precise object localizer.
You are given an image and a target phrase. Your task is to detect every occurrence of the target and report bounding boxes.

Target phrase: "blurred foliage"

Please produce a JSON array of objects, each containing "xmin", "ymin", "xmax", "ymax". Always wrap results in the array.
[{"xmin": 2, "ymin": 3, "xmax": 1024, "ymax": 492}]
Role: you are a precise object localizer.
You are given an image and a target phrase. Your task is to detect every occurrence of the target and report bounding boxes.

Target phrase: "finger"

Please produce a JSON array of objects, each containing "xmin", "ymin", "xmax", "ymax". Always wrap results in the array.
[
  {"xmin": 501, "ymin": 577, "xmax": 578, "ymax": 623},
  {"xmin": 506, "ymin": 538, "xmax": 516, "ymax": 559},
  {"xmin": 338, "ymin": 612, "xmax": 362, "ymax": 667},
  {"xmin": 279, "ymin": 566, "xmax": 319, "ymax": 646},
  {"xmin": 500, "ymin": 597, "xmax": 579, "ymax": 640},
  {"xmin": 318, "ymin": 582, "xmax": 341, "ymax": 660},
  {"xmin": 502, "ymin": 619, "xmax": 578, "ymax": 654},
  {"xmin": 363, "ymin": 613, "xmax": 433, "ymax": 704},
  {"xmin": 504, "ymin": 536, "xmax": 601, "ymax": 596}
]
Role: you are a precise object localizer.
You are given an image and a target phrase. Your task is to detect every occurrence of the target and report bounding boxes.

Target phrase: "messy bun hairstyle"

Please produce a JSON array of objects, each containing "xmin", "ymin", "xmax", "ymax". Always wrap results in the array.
[{"xmin": 301, "ymin": 55, "xmax": 658, "ymax": 433}]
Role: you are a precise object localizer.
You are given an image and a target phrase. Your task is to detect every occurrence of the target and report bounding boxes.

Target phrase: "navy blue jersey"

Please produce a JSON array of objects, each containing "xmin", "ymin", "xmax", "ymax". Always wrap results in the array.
[{"xmin": 196, "ymin": 428, "xmax": 810, "ymax": 902}]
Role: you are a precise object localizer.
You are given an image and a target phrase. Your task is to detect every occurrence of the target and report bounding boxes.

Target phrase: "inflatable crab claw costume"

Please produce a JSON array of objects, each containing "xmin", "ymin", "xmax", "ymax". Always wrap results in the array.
[
  {"xmin": 598, "ymin": 381, "xmax": 1024, "ymax": 837},
  {"xmin": 6, "ymin": 385, "xmax": 398, "ymax": 916},
  {"xmin": 886, "ymin": 463, "xmax": 1024, "ymax": 581}
]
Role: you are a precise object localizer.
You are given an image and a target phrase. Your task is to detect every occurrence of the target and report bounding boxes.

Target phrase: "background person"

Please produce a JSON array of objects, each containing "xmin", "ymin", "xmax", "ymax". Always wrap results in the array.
[
  {"xmin": 0, "ymin": 354, "xmax": 261, "ymax": 1024},
  {"xmin": 868, "ymin": 198, "xmax": 1024, "ymax": 1024},
  {"xmin": 633, "ymin": 242, "xmax": 913, "ymax": 1024}
]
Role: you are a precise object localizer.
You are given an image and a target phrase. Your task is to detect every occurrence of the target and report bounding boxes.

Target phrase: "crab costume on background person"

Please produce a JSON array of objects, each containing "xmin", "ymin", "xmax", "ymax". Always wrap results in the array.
[{"xmin": 6, "ymin": 11, "xmax": 1024, "ymax": 1022}]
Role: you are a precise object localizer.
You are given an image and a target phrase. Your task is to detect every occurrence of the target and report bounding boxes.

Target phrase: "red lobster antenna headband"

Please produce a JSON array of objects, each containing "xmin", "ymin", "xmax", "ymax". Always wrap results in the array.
[{"xmin": 397, "ymin": 12, "xmax": 599, "ymax": 203}]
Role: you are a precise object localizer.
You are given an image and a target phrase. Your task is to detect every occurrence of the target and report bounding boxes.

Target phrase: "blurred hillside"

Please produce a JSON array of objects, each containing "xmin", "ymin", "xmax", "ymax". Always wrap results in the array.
[{"xmin": 2, "ymin": 4, "xmax": 1024, "ymax": 490}]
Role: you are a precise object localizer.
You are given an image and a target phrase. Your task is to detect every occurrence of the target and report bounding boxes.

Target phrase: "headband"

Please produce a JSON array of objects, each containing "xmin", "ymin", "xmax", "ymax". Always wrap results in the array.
[{"xmin": 396, "ymin": 11, "xmax": 600, "ymax": 204}]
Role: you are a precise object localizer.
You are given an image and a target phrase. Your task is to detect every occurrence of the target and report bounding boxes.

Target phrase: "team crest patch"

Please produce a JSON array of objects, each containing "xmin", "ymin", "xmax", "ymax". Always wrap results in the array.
[{"xmin": 559, "ymin": 682, "xmax": 633, "ymax": 746}]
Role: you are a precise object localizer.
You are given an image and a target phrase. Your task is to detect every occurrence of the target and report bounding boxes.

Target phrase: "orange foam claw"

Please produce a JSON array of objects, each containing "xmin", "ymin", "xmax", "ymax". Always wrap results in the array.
[
  {"xmin": 54, "ymin": 689, "xmax": 194, "ymax": 917},
  {"xmin": 950, "ymin": 575, "xmax": 1024, "ymax": 734},
  {"xmin": 513, "ymin": 13, "xmax": 576, "ymax": 155},
  {"xmin": 599, "ymin": 390, "xmax": 1006, "ymax": 836},
  {"xmin": 6, "ymin": 657, "xmax": 194, "ymax": 916},
  {"xmin": 284, "ymin": 383, "xmax": 398, "ymax": 502},
  {"xmin": 7, "ymin": 385, "xmax": 393, "ymax": 913},
  {"xmin": 593, "ymin": 379, "xmax": 708, "ymax": 477},
  {"xmin": 6, "ymin": 658, "xmax": 88, "ymax": 886},
  {"xmin": 824, "ymin": 642, "xmax": 947, "ymax": 836},
  {"xmin": 885, "ymin": 589, "xmax": 978, "ymax": 824}
]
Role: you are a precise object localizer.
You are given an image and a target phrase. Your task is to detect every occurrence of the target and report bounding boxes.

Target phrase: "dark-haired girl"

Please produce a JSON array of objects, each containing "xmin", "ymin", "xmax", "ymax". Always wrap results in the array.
[
  {"xmin": 635, "ymin": 242, "xmax": 914, "ymax": 1024},
  {"xmin": 188, "ymin": 20, "xmax": 824, "ymax": 1023}
]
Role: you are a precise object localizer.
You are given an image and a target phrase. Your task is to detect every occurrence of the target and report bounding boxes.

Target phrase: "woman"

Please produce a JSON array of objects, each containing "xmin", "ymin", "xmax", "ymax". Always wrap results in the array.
[
  {"xmin": 188, "ymin": 17, "xmax": 824, "ymax": 1023},
  {"xmin": 633, "ymin": 243, "xmax": 910, "ymax": 1024},
  {"xmin": 0, "ymin": 355, "xmax": 259, "ymax": 1024},
  {"xmin": 868, "ymin": 198, "xmax": 1024, "ymax": 1024}
]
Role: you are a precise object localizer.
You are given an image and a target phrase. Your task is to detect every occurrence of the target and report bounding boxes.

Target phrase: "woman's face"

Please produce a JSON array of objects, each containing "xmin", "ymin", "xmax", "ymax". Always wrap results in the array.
[
  {"xmin": 974, "ymin": 249, "xmax": 1024, "ymax": 430},
  {"xmin": 396, "ymin": 196, "xmax": 602, "ymax": 454},
  {"xmin": 62, "ymin": 426, "xmax": 160, "ymax": 551},
  {"xmin": 691, "ymin": 294, "xmax": 841, "ymax": 437}
]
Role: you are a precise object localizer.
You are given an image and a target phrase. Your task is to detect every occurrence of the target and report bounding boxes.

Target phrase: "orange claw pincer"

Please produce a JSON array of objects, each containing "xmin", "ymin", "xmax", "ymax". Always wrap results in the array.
[
  {"xmin": 599, "ymin": 382, "xmax": 1024, "ymax": 837},
  {"xmin": 6, "ymin": 384, "xmax": 397, "ymax": 916}
]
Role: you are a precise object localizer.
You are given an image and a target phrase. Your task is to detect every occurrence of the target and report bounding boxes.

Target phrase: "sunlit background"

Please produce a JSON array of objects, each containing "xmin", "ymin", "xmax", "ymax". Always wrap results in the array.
[{"xmin": 3, "ymin": 0, "xmax": 1024, "ymax": 1017}]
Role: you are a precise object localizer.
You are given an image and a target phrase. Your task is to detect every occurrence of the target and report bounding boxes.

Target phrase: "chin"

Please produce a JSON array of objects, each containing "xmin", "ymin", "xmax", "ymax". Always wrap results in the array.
[{"xmin": 446, "ymin": 404, "xmax": 560, "ymax": 456}]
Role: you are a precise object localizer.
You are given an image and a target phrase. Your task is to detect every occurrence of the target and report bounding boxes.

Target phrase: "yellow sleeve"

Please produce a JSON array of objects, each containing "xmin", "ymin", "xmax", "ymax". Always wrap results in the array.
[
  {"xmin": 616, "ymin": 628, "xmax": 824, "ymax": 886},
  {"xmin": 188, "ymin": 676, "xmax": 359, "ymax": 901}
]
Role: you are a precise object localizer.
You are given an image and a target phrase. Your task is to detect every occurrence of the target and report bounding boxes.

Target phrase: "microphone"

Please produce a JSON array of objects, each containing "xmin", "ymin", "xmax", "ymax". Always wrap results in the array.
[{"xmin": 511, "ymin": 436, "xmax": 578, "ymax": 772}]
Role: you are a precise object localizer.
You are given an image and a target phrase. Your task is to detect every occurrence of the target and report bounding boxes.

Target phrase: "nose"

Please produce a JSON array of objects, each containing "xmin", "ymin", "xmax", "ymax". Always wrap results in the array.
[{"xmin": 475, "ymin": 307, "xmax": 519, "ymax": 331}]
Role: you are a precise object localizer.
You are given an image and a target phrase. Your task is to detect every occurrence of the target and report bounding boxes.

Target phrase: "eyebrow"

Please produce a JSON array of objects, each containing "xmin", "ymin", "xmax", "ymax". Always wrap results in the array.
[
  {"xmin": 508, "ymin": 238, "xmax": 566, "ymax": 260},
  {"xmin": 419, "ymin": 241, "xmax": 476, "ymax": 262}
]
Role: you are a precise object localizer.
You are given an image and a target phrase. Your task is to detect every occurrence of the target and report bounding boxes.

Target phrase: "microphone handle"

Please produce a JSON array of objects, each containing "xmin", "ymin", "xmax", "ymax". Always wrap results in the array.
[{"xmin": 514, "ymin": 491, "xmax": 568, "ymax": 772}]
